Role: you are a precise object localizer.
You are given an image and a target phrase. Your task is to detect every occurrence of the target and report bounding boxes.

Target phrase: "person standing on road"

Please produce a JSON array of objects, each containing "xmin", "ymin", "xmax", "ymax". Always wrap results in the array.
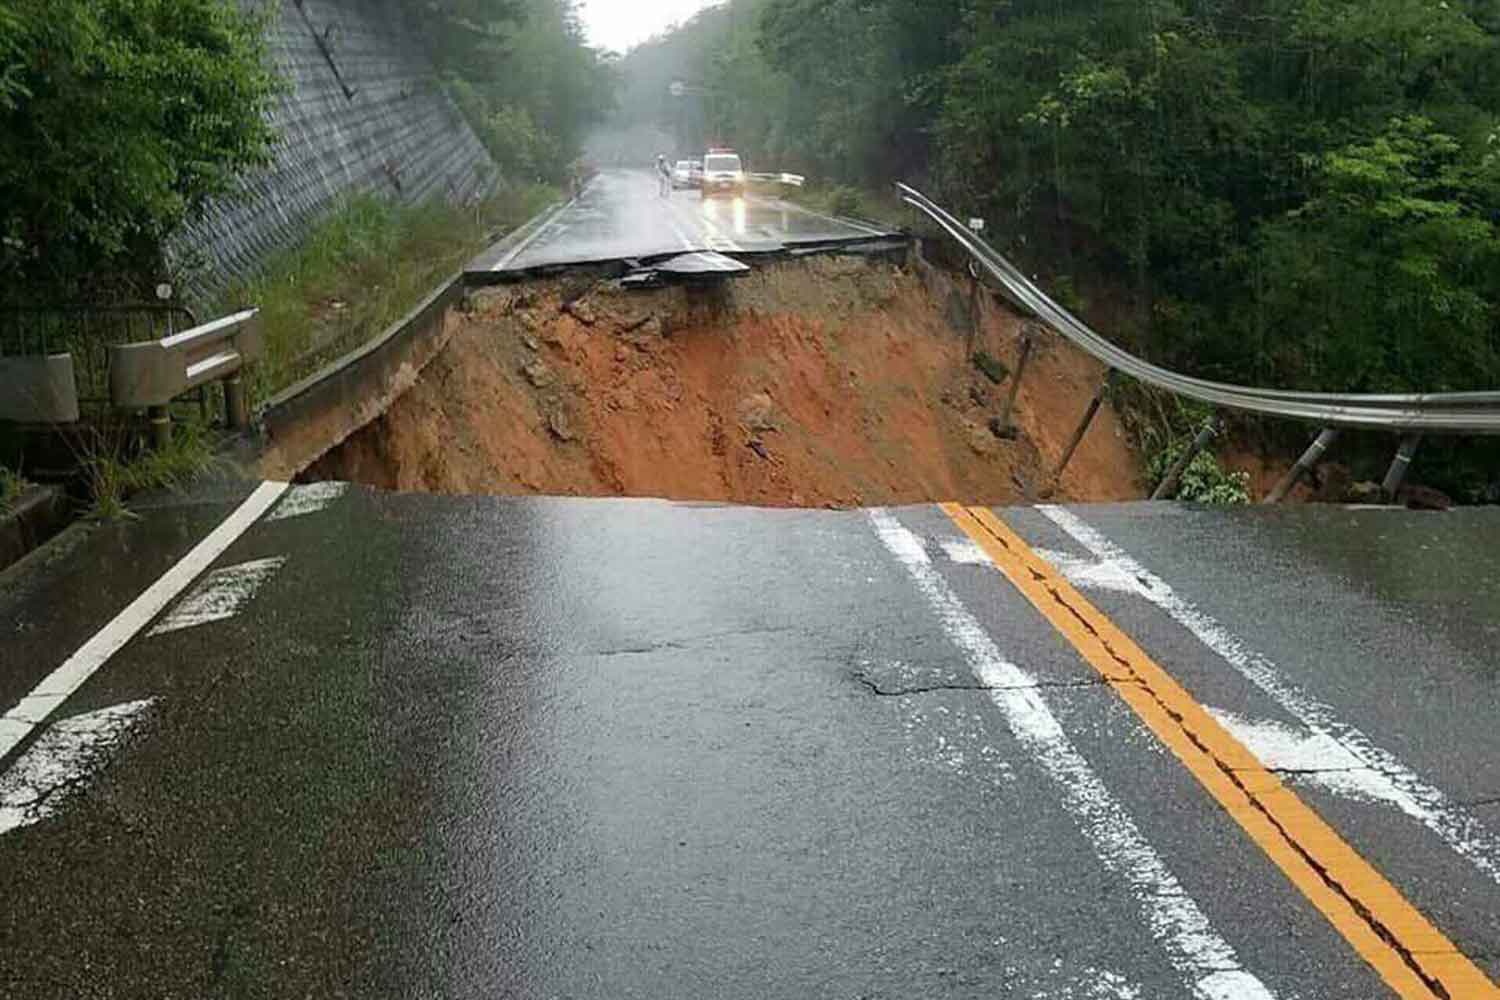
[{"xmin": 656, "ymin": 154, "xmax": 671, "ymax": 197}]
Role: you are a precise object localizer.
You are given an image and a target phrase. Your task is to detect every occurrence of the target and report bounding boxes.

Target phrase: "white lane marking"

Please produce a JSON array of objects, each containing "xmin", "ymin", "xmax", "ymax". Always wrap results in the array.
[
  {"xmin": 745, "ymin": 193, "xmax": 889, "ymax": 238},
  {"xmin": 691, "ymin": 205, "xmax": 745, "ymax": 253},
  {"xmin": 0, "ymin": 699, "xmax": 154, "ymax": 835},
  {"xmin": 661, "ymin": 211, "xmax": 698, "ymax": 253},
  {"xmin": 1039, "ymin": 504, "xmax": 1500, "ymax": 887},
  {"xmin": 266, "ymin": 481, "xmax": 348, "ymax": 522},
  {"xmin": 1031, "ymin": 549, "xmax": 1144, "ymax": 594},
  {"xmin": 147, "ymin": 556, "xmax": 287, "ymax": 636},
  {"xmin": 940, "ymin": 538, "xmax": 991, "ymax": 565},
  {"xmin": 1033, "ymin": 966, "xmax": 1145, "ymax": 1000},
  {"xmin": 0, "ymin": 481, "xmax": 289, "ymax": 763},
  {"xmin": 493, "ymin": 201, "xmax": 572, "ymax": 271},
  {"xmin": 664, "ymin": 196, "xmax": 740, "ymax": 253},
  {"xmin": 943, "ymin": 537, "xmax": 1139, "ymax": 595},
  {"xmin": 869, "ymin": 510, "xmax": 1277, "ymax": 1000},
  {"xmin": 1208, "ymin": 708, "xmax": 1412, "ymax": 810}
]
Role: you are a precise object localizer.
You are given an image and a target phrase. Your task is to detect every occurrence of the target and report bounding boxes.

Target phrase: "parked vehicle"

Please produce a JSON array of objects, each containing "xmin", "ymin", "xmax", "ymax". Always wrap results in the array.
[
  {"xmin": 671, "ymin": 160, "xmax": 698, "ymax": 190},
  {"xmin": 701, "ymin": 149, "xmax": 745, "ymax": 197}
]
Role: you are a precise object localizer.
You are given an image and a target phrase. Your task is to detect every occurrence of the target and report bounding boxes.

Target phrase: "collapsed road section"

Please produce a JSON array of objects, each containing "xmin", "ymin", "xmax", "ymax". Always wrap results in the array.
[{"xmin": 305, "ymin": 250, "xmax": 1140, "ymax": 507}]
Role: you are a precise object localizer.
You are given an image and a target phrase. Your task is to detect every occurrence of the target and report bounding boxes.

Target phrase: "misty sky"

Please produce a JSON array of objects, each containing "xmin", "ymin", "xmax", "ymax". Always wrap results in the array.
[{"xmin": 577, "ymin": 0, "xmax": 724, "ymax": 53}]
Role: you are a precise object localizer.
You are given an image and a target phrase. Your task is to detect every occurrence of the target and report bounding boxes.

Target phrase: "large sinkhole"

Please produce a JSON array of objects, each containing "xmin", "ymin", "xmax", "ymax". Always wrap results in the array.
[{"xmin": 303, "ymin": 256, "xmax": 1139, "ymax": 508}]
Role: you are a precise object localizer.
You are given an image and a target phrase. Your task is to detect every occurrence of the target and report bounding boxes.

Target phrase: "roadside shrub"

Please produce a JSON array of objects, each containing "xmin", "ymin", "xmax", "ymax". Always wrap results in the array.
[
  {"xmin": 1147, "ymin": 439, "xmax": 1250, "ymax": 505},
  {"xmin": 827, "ymin": 186, "xmax": 864, "ymax": 218},
  {"xmin": 0, "ymin": 466, "xmax": 27, "ymax": 513}
]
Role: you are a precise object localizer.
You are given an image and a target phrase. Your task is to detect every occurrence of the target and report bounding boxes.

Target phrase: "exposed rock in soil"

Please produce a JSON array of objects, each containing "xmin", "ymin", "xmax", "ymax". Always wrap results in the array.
[
  {"xmin": 521, "ymin": 360, "xmax": 555, "ymax": 389},
  {"xmin": 736, "ymin": 393, "xmax": 777, "ymax": 432},
  {"xmin": 307, "ymin": 257, "xmax": 1141, "ymax": 507}
]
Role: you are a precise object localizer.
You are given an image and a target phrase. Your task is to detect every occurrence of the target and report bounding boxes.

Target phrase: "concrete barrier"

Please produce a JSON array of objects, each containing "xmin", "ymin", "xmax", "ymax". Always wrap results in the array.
[
  {"xmin": 253, "ymin": 274, "xmax": 464, "ymax": 480},
  {"xmin": 0, "ymin": 484, "xmax": 71, "ymax": 573},
  {"xmin": 0, "ymin": 355, "xmax": 80, "ymax": 424}
]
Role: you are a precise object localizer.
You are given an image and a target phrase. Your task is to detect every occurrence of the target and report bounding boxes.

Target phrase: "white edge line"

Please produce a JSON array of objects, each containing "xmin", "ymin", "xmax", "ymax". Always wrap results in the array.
[
  {"xmin": 0, "ymin": 481, "xmax": 290, "ymax": 763},
  {"xmin": 746, "ymin": 192, "xmax": 889, "ymax": 238},
  {"xmin": 1038, "ymin": 503, "xmax": 1500, "ymax": 887},
  {"xmin": 867, "ymin": 509, "xmax": 1276, "ymax": 1000},
  {"xmin": 494, "ymin": 201, "xmax": 571, "ymax": 272}
]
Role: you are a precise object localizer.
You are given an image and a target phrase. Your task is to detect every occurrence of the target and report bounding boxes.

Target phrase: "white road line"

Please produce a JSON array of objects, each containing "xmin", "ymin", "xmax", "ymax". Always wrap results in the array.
[
  {"xmin": 681, "ymin": 200, "xmax": 745, "ymax": 253},
  {"xmin": 1207, "ymin": 708, "xmax": 1413, "ymax": 809},
  {"xmin": 0, "ymin": 481, "xmax": 289, "ymax": 763},
  {"xmin": 0, "ymin": 699, "xmax": 154, "ymax": 835},
  {"xmin": 147, "ymin": 556, "xmax": 287, "ymax": 636},
  {"xmin": 661, "ymin": 211, "xmax": 698, "ymax": 253},
  {"xmin": 1039, "ymin": 504, "xmax": 1500, "ymax": 887},
  {"xmin": 869, "ymin": 510, "xmax": 1276, "ymax": 1000},
  {"xmin": 493, "ymin": 203, "xmax": 571, "ymax": 272},
  {"xmin": 746, "ymin": 193, "xmax": 889, "ymax": 238},
  {"xmin": 266, "ymin": 481, "xmax": 348, "ymax": 522},
  {"xmin": 940, "ymin": 537, "xmax": 991, "ymax": 565}
]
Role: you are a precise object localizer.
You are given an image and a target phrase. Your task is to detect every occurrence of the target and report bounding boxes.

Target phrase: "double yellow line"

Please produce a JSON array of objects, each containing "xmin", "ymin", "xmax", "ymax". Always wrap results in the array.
[{"xmin": 942, "ymin": 503, "xmax": 1499, "ymax": 1000}]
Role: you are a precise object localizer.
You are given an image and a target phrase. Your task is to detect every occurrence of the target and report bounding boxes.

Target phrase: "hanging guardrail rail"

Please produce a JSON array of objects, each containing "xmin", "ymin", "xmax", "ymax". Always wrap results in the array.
[{"xmin": 896, "ymin": 182, "xmax": 1500, "ymax": 501}]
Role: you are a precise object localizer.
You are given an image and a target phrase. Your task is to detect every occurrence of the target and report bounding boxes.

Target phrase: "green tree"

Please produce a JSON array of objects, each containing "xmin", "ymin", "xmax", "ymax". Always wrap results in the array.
[
  {"xmin": 411, "ymin": 0, "xmax": 615, "ymax": 181},
  {"xmin": 1256, "ymin": 115, "xmax": 1500, "ymax": 392},
  {"xmin": 0, "ymin": 0, "xmax": 278, "ymax": 298}
]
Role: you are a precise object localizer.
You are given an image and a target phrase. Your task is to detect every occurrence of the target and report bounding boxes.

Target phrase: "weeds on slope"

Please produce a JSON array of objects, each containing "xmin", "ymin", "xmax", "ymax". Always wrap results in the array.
[
  {"xmin": 771, "ymin": 182, "xmax": 907, "ymax": 229},
  {"xmin": 223, "ymin": 184, "xmax": 558, "ymax": 406},
  {"xmin": 1, "ymin": 466, "xmax": 28, "ymax": 515},
  {"xmin": 73, "ymin": 418, "xmax": 222, "ymax": 521}
]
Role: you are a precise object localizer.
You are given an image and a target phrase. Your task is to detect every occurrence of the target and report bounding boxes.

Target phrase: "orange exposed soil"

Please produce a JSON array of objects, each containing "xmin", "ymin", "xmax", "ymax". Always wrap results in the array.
[{"xmin": 307, "ymin": 256, "xmax": 1141, "ymax": 507}]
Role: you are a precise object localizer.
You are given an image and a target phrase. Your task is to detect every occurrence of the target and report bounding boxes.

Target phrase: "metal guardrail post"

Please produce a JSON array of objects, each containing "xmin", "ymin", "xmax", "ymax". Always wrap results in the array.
[
  {"xmin": 1152, "ymin": 418, "xmax": 1219, "ymax": 501},
  {"xmin": 1381, "ymin": 432, "xmax": 1423, "ymax": 500},
  {"xmin": 994, "ymin": 326, "xmax": 1035, "ymax": 439},
  {"xmin": 225, "ymin": 374, "xmax": 248, "ymax": 430},
  {"xmin": 1265, "ymin": 428, "xmax": 1339, "ymax": 504},
  {"xmin": 1042, "ymin": 370, "xmax": 1115, "ymax": 498},
  {"xmin": 966, "ymin": 260, "xmax": 982, "ymax": 357},
  {"xmin": 148, "ymin": 405, "xmax": 172, "ymax": 450}
]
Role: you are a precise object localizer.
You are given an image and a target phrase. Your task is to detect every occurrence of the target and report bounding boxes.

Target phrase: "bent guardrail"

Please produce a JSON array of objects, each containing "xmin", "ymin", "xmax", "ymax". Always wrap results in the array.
[
  {"xmin": 896, "ymin": 182, "xmax": 1500, "ymax": 500},
  {"xmin": 109, "ymin": 308, "xmax": 261, "ymax": 446}
]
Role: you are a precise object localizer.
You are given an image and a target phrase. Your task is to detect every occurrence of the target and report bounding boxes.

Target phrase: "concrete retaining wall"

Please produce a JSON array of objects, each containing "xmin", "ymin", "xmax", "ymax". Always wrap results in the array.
[{"xmin": 172, "ymin": 0, "xmax": 498, "ymax": 302}]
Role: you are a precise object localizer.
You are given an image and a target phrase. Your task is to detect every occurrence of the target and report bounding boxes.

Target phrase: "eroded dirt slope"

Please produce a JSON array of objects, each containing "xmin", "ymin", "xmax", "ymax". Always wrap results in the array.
[{"xmin": 307, "ymin": 256, "xmax": 1139, "ymax": 507}]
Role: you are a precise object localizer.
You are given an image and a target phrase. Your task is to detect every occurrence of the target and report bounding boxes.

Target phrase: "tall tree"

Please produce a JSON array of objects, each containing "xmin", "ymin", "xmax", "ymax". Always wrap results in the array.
[{"xmin": 0, "ymin": 0, "xmax": 278, "ymax": 298}]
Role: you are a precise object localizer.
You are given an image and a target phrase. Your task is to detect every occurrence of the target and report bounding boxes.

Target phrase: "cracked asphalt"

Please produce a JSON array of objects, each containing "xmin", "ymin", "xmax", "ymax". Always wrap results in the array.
[{"xmin": 1, "ymin": 487, "xmax": 1498, "ymax": 998}]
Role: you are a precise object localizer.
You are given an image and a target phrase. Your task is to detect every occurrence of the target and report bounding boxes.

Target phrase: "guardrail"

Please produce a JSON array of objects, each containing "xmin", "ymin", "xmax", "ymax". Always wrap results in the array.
[
  {"xmin": 1, "ymin": 304, "xmax": 201, "ymax": 424},
  {"xmin": 748, "ymin": 172, "xmax": 806, "ymax": 188},
  {"xmin": 108, "ymin": 308, "xmax": 261, "ymax": 446},
  {"xmin": 896, "ymin": 182, "xmax": 1500, "ymax": 501}
]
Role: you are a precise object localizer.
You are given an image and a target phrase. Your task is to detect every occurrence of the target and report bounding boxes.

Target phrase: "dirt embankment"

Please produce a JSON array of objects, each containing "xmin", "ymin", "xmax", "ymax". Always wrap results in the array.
[{"xmin": 306, "ymin": 255, "xmax": 1140, "ymax": 507}]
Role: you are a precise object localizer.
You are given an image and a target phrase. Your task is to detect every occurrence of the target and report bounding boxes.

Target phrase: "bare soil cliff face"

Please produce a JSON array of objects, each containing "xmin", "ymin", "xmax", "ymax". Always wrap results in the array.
[{"xmin": 307, "ymin": 256, "xmax": 1140, "ymax": 507}]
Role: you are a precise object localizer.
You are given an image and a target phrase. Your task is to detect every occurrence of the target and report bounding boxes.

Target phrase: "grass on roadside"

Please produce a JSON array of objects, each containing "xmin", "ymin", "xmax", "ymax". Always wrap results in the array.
[
  {"xmin": 75, "ymin": 417, "xmax": 221, "ymax": 521},
  {"xmin": 774, "ymin": 182, "xmax": 910, "ymax": 229},
  {"xmin": 222, "ymin": 182, "xmax": 559, "ymax": 406},
  {"xmin": 1, "ymin": 466, "xmax": 29, "ymax": 515}
]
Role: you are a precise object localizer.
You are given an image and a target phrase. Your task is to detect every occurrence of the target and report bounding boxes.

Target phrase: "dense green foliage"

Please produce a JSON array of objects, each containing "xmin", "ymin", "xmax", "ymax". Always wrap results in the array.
[
  {"xmin": 410, "ymin": 0, "xmax": 615, "ymax": 181},
  {"xmin": 0, "ymin": 0, "xmax": 278, "ymax": 299},
  {"xmin": 607, "ymin": 0, "xmax": 1500, "ymax": 495}
]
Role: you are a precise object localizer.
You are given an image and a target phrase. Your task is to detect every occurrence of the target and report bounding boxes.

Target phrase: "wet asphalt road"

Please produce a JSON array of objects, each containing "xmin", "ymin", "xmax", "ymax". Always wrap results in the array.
[
  {"xmin": 467, "ymin": 168, "xmax": 896, "ymax": 275},
  {"xmin": 1, "ymin": 487, "xmax": 1499, "ymax": 999}
]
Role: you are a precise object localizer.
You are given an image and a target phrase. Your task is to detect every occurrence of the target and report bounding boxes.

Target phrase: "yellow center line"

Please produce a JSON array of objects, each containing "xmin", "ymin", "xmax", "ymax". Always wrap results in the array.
[{"xmin": 941, "ymin": 502, "xmax": 1500, "ymax": 1000}]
